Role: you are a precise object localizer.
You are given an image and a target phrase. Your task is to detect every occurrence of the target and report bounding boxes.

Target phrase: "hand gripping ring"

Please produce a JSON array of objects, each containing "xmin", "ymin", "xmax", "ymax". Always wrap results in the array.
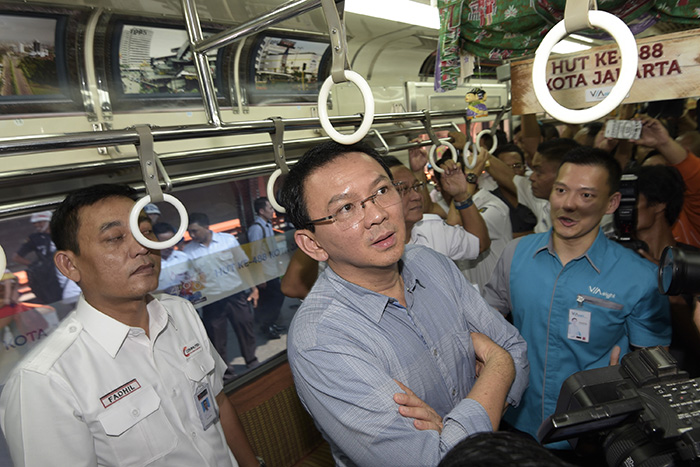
[
  {"xmin": 0, "ymin": 246, "xmax": 5, "ymax": 275},
  {"xmin": 317, "ymin": 70, "xmax": 375, "ymax": 145},
  {"xmin": 532, "ymin": 10, "xmax": 638, "ymax": 124},
  {"xmin": 428, "ymin": 141, "xmax": 458, "ymax": 174},
  {"xmin": 129, "ymin": 194, "xmax": 189, "ymax": 250},
  {"xmin": 475, "ymin": 129, "xmax": 498, "ymax": 155},
  {"xmin": 267, "ymin": 169, "xmax": 286, "ymax": 213}
]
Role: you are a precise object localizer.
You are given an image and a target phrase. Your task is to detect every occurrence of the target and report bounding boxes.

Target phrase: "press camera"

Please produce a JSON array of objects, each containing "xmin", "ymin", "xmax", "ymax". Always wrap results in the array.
[{"xmin": 538, "ymin": 347, "xmax": 700, "ymax": 466}]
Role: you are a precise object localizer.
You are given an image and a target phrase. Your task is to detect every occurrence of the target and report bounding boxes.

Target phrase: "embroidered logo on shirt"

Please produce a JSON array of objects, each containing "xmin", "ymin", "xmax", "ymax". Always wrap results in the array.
[
  {"xmin": 100, "ymin": 379, "xmax": 141, "ymax": 408},
  {"xmin": 588, "ymin": 286, "xmax": 616, "ymax": 300},
  {"xmin": 183, "ymin": 342, "xmax": 202, "ymax": 357}
]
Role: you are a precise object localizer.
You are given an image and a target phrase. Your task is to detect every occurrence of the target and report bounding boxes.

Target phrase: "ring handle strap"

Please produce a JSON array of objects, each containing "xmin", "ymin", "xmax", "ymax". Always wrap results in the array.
[
  {"xmin": 321, "ymin": 0, "xmax": 349, "ymax": 84},
  {"xmin": 267, "ymin": 117, "xmax": 289, "ymax": 213},
  {"xmin": 421, "ymin": 109, "xmax": 443, "ymax": 148},
  {"xmin": 0, "ymin": 246, "xmax": 6, "ymax": 275},
  {"xmin": 131, "ymin": 125, "xmax": 188, "ymax": 250},
  {"xmin": 564, "ymin": 0, "xmax": 596, "ymax": 33},
  {"xmin": 134, "ymin": 124, "xmax": 164, "ymax": 203}
]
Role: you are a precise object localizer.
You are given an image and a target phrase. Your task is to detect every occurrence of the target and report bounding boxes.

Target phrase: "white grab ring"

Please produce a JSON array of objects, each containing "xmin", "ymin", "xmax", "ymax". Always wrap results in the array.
[
  {"xmin": 463, "ymin": 141, "xmax": 480, "ymax": 170},
  {"xmin": 428, "ymin": 141, "xmax": 458, "ymax": 174},
  {"xmin": 129, "ymin": 194, "xmax": 188, "ymax": 250},
  {"xmin": 532, "ymin": 10, "xmax": 638, "ymax": 124},
  {"xmin": 317, "ymin": 70, "xmax": 375, "ymax": 145},
  {"xmin": 0, "ymin": 246, "xmax": 5, "ymax": 275},
  {"xmin": 267, "ymin": 168, "xmax": 286, "ymax": 213},
  {"xmin": 475, "ymin": 129, "xmax": 498, "ymax": 155}
]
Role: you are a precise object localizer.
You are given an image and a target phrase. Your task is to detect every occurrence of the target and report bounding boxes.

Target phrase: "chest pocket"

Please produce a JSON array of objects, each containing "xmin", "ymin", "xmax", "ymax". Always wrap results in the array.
[
  {"xmin": 97, "ymin": 386, "xmax": 177, "ymax": 466},
  {"xmin": 184, "ymin": 349, "xmax": 216, "ymax": 383}
]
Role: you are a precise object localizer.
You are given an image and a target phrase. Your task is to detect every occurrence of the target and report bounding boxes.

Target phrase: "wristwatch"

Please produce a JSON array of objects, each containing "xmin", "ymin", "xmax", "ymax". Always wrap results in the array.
[{"xmin": 466, "ymin": 173, "xmax": 478, "ymax": 184}]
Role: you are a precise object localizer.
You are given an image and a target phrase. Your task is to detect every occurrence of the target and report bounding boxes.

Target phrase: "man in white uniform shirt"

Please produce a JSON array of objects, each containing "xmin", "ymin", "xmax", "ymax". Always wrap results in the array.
[
  {"xmin": 0, "ymin": 184, "xmax": 259, "ymax": 467},
  {"xmin": 184, "ymin": 213, "xmax": 260, "ymax": 379},
  {"xmin": 153, "ymin": 222, "xmax": 192, "ymax": 294}
]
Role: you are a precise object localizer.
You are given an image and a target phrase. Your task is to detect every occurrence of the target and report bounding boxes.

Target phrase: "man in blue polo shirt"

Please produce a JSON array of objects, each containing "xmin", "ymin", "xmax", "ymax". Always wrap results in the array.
[{"xmin": 484, "ymin": 147, "xmax": 671, "ymax": 449}]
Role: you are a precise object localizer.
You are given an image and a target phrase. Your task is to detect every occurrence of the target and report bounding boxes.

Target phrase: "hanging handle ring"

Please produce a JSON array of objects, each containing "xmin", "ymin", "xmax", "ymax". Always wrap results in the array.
[
  {"xmin": 0, "ymin": 246, "xmax": 6, "ymax": 276},
  {"xmin": 317, "ymin": 0, "xmax": 375, "ymax": 144},
  {"xmin": 129, "ymin": 125, "xmax": 188, "ymax": 250},
  {"xmin": 422, "ymin": 110, "xmax": 458, "ymax": 173},
  {"xmin": 317, "ymin": 70, "xmax": 375, "ymax": 145},
  {"xmin": 532, "ymin": 7, "xmax": 638, "ymax": 124},
  {"xmin": 473, "ymin": 106, "xmax": 508, "ymax": 161},
  {"xmin": 267, "ymin": 117, "xmax": 289, "ymax": 213}
]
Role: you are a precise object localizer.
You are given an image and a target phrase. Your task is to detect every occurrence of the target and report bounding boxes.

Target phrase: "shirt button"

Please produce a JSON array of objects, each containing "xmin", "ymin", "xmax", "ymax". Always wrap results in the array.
[
  {"xmin": 452, "ymin": 389, "xmax": 457, "ymax": 396},
  {"xmin": 191, "ymin": 432, "xmax": 197, "ymax": 439},
  {"xmin": 432, "ymin": 349, "xmax": 438, "ymax": 357},
  {"xmin": 69, "ymin": 326, "xmax": 77, "ymax": 333},
  {"xmin": 172, "ymin": 388, "xmax": 178, "ymax": 397},
  {"xmin": 131, "ymin": 408, "xmax": 140, "ymax": 417}
]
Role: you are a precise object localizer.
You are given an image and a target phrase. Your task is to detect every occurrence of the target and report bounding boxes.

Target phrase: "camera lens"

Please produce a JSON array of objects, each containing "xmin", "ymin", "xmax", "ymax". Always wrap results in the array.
[{"xmin": 658, "ymin": 246, "xmax": 700, "ymax": 296}]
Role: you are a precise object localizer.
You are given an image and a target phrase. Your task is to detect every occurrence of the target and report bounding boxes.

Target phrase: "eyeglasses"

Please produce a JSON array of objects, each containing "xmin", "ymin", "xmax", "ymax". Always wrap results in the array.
[
  {"xmin": 307, "ymin": 182, "xmax": 402, "ymax": 231},
  {"xmin": 509, "ymin": 163, "xmax": 524, "ymax": 170},
  {"xmin": 396, "ymin": 181, "xmax": 426, "ymax": 197}
]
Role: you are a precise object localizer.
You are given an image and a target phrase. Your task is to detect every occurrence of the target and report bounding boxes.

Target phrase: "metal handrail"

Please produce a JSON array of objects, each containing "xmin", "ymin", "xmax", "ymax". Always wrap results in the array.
[{"xmin": 0, "ymin": 109, "xmax": 470, "ymax": 156}]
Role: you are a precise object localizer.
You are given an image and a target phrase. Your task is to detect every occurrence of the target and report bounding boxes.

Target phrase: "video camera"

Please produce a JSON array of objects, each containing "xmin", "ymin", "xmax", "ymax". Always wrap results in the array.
[
  {"xmin": 538, "ymin": 347, "xmax": 700, "ymax": 466},
  {"xmin": 612, "ymin": 173, "xmax": 649, "ymax": 253}
]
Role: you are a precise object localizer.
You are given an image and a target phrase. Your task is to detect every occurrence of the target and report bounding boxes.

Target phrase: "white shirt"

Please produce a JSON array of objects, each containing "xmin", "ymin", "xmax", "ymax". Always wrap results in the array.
[
  {"xmin": 184, "ymin": 231, "xmax": 251, "ymax": 304},
  {"xmin": 0, "ymin": 295, "xmax": 237, "ymax": 467},
  {"xmin": 410, "ymin": 213, "xmax": 480, "ymax": 261},
  {"xmin": 457, "ymin": 190, "xmax": 512, "ymax": 292},
  {"xmin": 159, "ymin": 249, "xmax": 192, "ymax": 292},
  {"xmin": 513, "ymin": 174, "xmax": 551, "ymax": 233}
]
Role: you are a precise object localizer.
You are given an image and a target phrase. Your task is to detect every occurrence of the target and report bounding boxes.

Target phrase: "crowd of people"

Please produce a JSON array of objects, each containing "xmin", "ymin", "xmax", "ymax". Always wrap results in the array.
[{"xmin": 1, "ymin": 98, "xmax": 699, "ymax": 466}]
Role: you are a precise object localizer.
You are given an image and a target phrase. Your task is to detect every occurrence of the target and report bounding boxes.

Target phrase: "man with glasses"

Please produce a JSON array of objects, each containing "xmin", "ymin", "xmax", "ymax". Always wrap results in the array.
[
  {"xmin": 280, "ymin": 141, "xmax": 528, "ymax": 466},
  {"xmin": 489, "ymin": 144, "xmax": 537, "ymax": 237},
  {"xmin": 384, "ymin": 156, "xmax": 489, "ymax": 261}
]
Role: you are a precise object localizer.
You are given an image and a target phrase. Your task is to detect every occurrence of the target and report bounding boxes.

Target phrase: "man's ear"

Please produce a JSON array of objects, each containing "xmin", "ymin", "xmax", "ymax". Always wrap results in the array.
[
  {"xmin": 54, "ymin": 251, "xmax": 81, "ymax": 284},
  {"xmin": 606, "ymin": 192, "xmax": 622, "ymax": 214},
  {"xmin": 294, "ymin": 229, "xmax": 329, "ymax": 263}
]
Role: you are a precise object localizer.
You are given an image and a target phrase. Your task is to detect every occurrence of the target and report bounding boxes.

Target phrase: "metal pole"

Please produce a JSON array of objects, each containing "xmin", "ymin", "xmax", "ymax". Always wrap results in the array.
[
  {"xmin": 0, "ymin": 110, "xmax": 470, "ymax": 156},
  {"xmin": 194, "ymin": 0, "xmax": 331, "ymax": 54}
]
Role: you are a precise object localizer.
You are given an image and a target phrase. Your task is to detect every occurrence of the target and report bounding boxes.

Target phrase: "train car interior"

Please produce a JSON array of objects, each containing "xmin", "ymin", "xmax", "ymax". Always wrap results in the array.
[{"xmin": 1, "ymin": 0, "xmax": 699, "ymax": 465}]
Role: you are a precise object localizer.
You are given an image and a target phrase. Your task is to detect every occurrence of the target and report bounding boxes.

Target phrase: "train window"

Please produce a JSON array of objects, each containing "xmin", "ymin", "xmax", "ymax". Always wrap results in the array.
[
  {"xmin": 0, "ymin": 175, "xmax": 301, "ymax": 387},
  {"xmin": 0, "ymin": 10, "xmax": 80, "ymax": 115},
  {"xmin": 108, "ymin": 21, "xmax": 226, "ymax": 110},
  {"xmin": 247, "ymin": 33, "xmax": 330, "ymax": 105}
]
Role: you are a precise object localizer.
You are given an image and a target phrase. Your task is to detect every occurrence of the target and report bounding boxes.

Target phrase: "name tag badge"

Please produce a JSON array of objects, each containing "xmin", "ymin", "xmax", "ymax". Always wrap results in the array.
[
  {"xmin": 193, "ymin": 382, "xmax": 218, "ymax": 430},
  {"xmin": 568, "ymin": 309, "xmax": 591, "ymax": 343}
]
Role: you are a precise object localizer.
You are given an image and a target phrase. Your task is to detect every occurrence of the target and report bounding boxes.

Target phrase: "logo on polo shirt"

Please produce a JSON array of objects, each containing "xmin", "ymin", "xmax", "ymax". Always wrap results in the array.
[
  {"xmin": 183, "ymin": 342, "xmax": 202, "ymax": 357},
  {"xmin": 100, "ymin": 379, "xmax": 141, "ymax": 408},
  {"xmin": 589, "ymin": 286, "xmax": 616, "ymax": 300}
]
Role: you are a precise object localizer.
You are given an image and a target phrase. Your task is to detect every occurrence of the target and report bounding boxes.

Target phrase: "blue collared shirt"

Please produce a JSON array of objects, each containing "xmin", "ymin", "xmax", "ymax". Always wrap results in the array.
[
  {"xmin": 484, "ymin": 228, "xmax": 671, "ymax": 442},
  {"xmin": 288, "ymin": 244, "xmax": 529, "ymax": 466}
]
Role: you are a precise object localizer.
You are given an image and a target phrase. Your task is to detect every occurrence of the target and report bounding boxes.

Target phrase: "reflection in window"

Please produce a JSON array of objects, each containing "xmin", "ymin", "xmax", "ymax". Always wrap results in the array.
[
  {"xmin": 117, "ymin": 24, "xmax": 217, "ymax": 96},
  {"xmin": 0, "ymin": 177, "xmax": 301, "ymax": 389}
]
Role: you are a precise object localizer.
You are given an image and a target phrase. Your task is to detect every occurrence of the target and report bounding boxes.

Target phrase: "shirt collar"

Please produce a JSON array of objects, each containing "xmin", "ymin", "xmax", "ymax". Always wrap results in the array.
[
  {"xmin": 76, "ymin": 295, "xmax": 171, "ymax": 358},
  {"xmin": 534, "ymin": 228, "xmax": 607, "ymax": 274},
  {"xmin": 322, "ymin": 254, "xmax": 422, "ymax": 323},
  {"xmin": 254, "ymin": 215, "xmax": 271, "ymax": 226}
]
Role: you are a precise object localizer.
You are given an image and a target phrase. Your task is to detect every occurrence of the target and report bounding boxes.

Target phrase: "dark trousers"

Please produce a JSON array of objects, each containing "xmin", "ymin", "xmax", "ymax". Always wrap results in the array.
[
  {"xmin": 202, "ymin": 291, "xmax": 257, "ymax": 365},
  {"xmin": 256, "ymin": 278, "xmax": 285, "ymax": 328}
]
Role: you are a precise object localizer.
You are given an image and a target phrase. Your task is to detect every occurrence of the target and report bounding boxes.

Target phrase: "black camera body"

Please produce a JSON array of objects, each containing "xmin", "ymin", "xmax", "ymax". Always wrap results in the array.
[{"xmin": 538, "ymin": 347, "xmax": 700, "ymax": 466}]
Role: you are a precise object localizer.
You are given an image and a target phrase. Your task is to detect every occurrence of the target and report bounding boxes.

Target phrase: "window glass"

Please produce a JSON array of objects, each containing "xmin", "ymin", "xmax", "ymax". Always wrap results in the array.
[{"xmin": 0, "ymin": 176, "xmax": 301, "ymax": 388}]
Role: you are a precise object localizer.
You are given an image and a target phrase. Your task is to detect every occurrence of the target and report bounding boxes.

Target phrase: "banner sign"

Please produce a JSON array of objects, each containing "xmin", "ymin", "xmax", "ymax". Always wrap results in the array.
[{"xmin": 511, "ymin": 29, "xmax": 700, "ymax": 116}]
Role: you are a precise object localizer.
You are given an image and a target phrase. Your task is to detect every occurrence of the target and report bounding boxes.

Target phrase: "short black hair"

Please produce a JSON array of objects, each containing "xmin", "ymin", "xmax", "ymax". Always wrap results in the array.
[
  {"xmin": 188, "ymin": 212, "xmax": 210, "ymax": 229},
  {"xmin": 559, "ymin": 146, "xmax": 622, "ymax": 195},
  {"xmin": 494, "ymin": 143, "xmax": 525, "ymax": 164},
  {"xmin": 381, "ymin": 155, "xmax": 404, "ymax": 169},
  {"xmin": 51, "ymin": 184, "xmax": 138, "ymax": 254},
  {"xmin": 254, "ymin": 197, "xmax": 270, "ymax": 215},
  {"xmin": 537, "ymin": 138, "xmax": 581, "ymax": 166},
  {"xmin": 635, "ymin": 165, "xmax": 686, "ymax": 225},
  {"xmin": 152, "ymin": 222, "xmax": 176, "ymax": 236},
  {"xmin": 279, "ymin": 141, "xmax": 392, "ymax": 231},
  {"xmin": 438, "ymin": 431, "xmax": 575, "ymax": 467}
]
